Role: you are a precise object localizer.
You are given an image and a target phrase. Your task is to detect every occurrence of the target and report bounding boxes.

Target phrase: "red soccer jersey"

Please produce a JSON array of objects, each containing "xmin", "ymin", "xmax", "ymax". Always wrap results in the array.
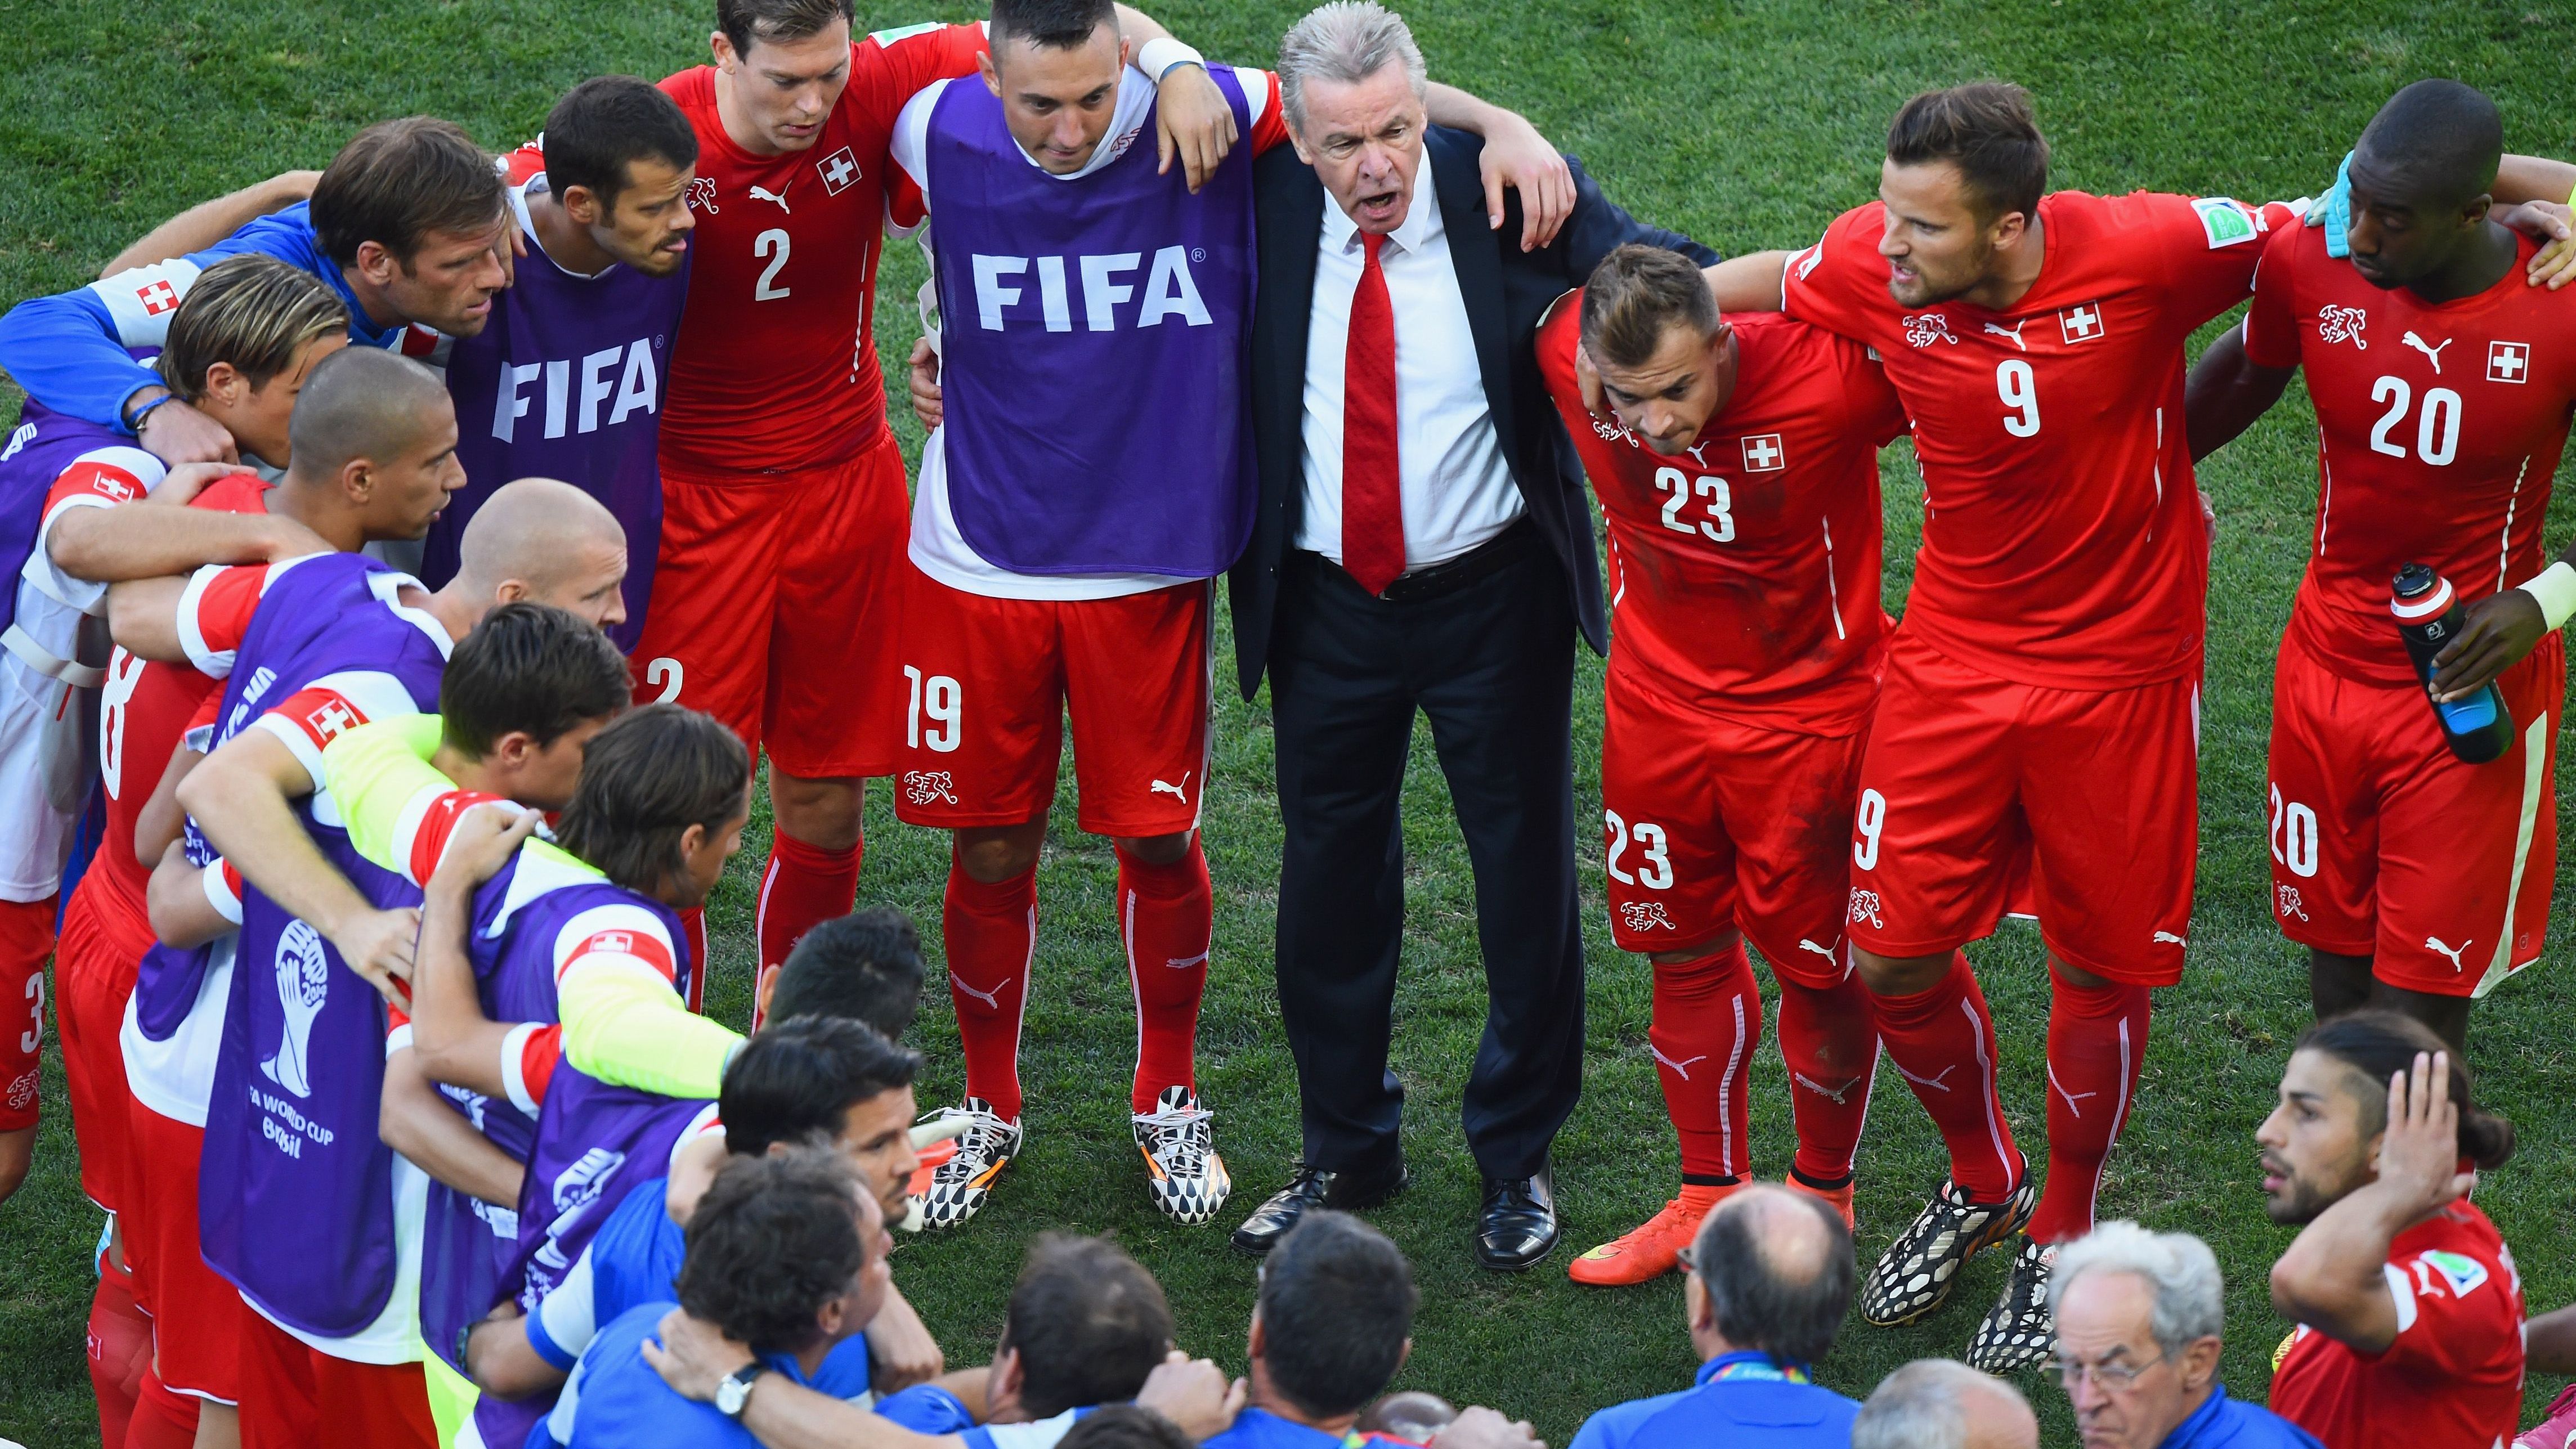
[
  {"xmin": 1536, "ymin": 300, "xmax": 1908, "ymax": 734},
  {"xmin": 2269, "ymin": 1200, "xmax": 2525, "ymax": 1449},
  {"xmin": 2245, "ymin": 223, "xmax": 2576, "ymax": 688},
  {"xmin": 83, "ymin": 471, "xmax": 271, "ymax": 933},
  {"xmin": 1785, "ymin": 191, "xmax": 2299, "ymax": 689},
  {"xmin": 655, "ymin": 21, "xmax": 989, "ymax": 475}
]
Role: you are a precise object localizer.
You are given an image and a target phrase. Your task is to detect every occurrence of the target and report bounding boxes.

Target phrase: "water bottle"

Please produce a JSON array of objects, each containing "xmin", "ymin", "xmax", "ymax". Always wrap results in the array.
[{"xmin": 2391, "ymin": 564, "xmax": 2514, "ymax": 764}]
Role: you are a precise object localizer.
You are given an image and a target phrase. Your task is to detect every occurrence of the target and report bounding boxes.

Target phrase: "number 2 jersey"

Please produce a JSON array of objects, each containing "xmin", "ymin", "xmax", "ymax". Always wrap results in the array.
[
  {"xmin": 2243, "ymin": 222, "xmax": 2576, "ymax": 688},
  {"xmin": 1785, "ymin": 190, "xmax": 2301, "ymax": 689},
  {"xmin": 1535, "ymin": 300, "xmax": 1907, "ymax": 733},
  {"xmin": 651, "ymin": 21, "xmax": 989, "ymax": 476}
]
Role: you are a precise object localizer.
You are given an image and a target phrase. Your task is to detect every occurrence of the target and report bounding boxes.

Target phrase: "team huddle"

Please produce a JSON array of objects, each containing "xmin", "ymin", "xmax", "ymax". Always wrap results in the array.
[{"xmin": 1, "ymin": 0, "xmax": 2573, "ymax": 1444}]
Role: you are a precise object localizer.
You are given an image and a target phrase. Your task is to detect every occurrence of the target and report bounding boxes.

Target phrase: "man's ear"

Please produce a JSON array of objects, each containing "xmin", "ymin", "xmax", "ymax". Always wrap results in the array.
[
  {"xmin": 817, "ymin": 1295, "xmax": 848, "ymax": 1340},
  {"xmin": 350, "ymin": 238, "xmax": 401, "ymax": 289},
  {"xmin": 1246, "ymin": 1308, "xmax": 1266, "ymax": 1362},
  {"xmin": 1990, "ymin": 209, "xmax": 2028, "ymax": 250},
  {"xmin": 1391, "ymin": 1336, "xmax": 1411, "ymax": 1375},
  {"xmin": 200, "ymin": 360, "xmax": 247, "ymax": 411},
  {"xmin": 992, "ymin": 1343, "xmax": 1025, "ymax": 1402},
  {"xmin": 494, "ymin": 580, "xmax": 533, "ymax": 607},
  {"xmin": 2180, "ymin": 1334, "xmax": 2222, "ymax": 1392},
  {"xmin": 679, "ymin": 820, "xmax": 709, "ymax": 859},
  {"xmin": 487, "ymin": 729, "xmax": 537, "ymax": 769},
  {"xmin": 978, "ymin": 48, "xmax": 1002, "ymax": 98},
  {"xmin": 1684, "ymin": 1269, "xmax": 1712, "ymax": 1331},
  {"xmin": 561, "ymin": 183, "xmax": 606, "ymax": 230},
  {"xmin": 755, "ymin": 962, "xmax": 779, "ymax": 1021},
  {"xmin": 338, "ymin": 457, "xmax": 376, "ymax": 505},
  {"xmin": 710, "ymin": 30, "xmax": 736, "ymax": 70}
]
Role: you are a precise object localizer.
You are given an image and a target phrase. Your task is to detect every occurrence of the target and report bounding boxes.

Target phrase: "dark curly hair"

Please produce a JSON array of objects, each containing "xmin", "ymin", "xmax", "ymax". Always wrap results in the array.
[{"xmin": 675, "ymin": 1149, "xmax": 869, "ymax": 1356}]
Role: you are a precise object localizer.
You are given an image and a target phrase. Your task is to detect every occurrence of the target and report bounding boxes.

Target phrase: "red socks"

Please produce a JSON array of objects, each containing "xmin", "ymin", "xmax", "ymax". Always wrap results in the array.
[
  {"xmin": 752, "ymin": 832, "xmax": 863, "ymax": 1029},
  {"xmin": 677, "ymin": 907, "xmax": 710, "ymax": 1014},
  {"xmin": 87, "ymin": 1257, "xmax": 149, "ymax": 1448},
  {"xmin": 2027, "ymin": 967, "xmax": 2152, "ymax": 1244},
  {"xmin": 943, "ymin": 855, "xmax": 1037, "ymax": 1121},
  {"xmin": 1774, "ymin": 968, "xmax": 1879, "ymax": 1185},
  {"xmin": 1117, "ymin": 841, "xmax": 1213, "ymax": 1114},
  {"xmin": 123, "ymin": 1372, "xmax": 201, "ymax": 1449},
  {"xmin": 1871, "ymin": 951, "xmax": 2022, "ymax": 1203},
  {"xmin": 1648, "ymin": 943, "xmax": 1762, "ymax": 1183}
]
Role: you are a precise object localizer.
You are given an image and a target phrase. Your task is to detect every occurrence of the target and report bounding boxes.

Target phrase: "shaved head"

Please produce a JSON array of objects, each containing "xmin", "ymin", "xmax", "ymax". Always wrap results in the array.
[
  {"xmin": 454, "ymin": 478, "xmax": 631, "ymax": 630},
  {"xmin": 285, "ymin": 347, "xmax": 449, "ymax": 479},
  {"xmin": 2356, "ymin": 78, "xmax": 2503, "ymax": 211}
]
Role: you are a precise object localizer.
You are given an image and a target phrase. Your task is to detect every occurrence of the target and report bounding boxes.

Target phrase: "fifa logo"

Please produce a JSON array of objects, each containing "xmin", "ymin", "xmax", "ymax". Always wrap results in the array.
[
  {"xmin": 1847, "ymin": 888, "xmax": 1885, "ymax": 930},
  {"xmin": 969, "ymin": 246, "xmax": 1213, "ymax": 333},
  {"xmin": 262, "ymin": 920, "xmax": 330, "ymax": 1100},
  {"xmin": 491, "ymin": 339, "xmax": 661, "ymax": 443}
]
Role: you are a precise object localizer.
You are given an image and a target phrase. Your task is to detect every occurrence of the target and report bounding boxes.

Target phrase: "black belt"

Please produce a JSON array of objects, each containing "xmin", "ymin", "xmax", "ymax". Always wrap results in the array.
[{"xmin": 1297, "ymin": 515, "xmax": 1540, "ymax": 603}]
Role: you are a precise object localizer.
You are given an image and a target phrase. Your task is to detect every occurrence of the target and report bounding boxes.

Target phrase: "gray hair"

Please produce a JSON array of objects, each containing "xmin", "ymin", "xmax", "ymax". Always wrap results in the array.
[
  {"xmin": 1276, "ymin": 1, "xmax": 1427, "ymax": 136},
  {"xmin": 2045, "ymin": 1220, "xmax": 2226, "ymax": 1362},
  {"xmin": 1852, "ymin": 1361, "xmax": 2025, "ymax": 1449}
]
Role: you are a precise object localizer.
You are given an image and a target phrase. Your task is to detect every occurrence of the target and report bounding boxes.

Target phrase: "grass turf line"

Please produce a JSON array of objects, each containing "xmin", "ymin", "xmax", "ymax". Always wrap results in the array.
[{"xmin": 3, "ymin": 0, "xmax": 2575, "ymax": 1440}]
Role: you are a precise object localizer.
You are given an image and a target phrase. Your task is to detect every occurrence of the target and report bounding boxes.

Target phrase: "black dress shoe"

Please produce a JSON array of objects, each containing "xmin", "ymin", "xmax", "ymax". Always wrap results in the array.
[
  {"xmin": 1229, "ymin": 1156, "xmax": 1408, "ymax": 1255},
  {"xmin": 1474, "ymin": 1165, "xmax": 1559, "ymax": 1272}
]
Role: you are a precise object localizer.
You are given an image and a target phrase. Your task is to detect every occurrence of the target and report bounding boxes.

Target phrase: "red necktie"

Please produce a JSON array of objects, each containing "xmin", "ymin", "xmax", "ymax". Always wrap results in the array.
[{"xmin": 1340, "ymin": 230, "xmax": 1405, "ymax": 595}]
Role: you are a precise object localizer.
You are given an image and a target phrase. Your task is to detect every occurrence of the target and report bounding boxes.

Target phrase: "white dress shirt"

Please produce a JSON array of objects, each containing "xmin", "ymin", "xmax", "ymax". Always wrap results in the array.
[{"xmin": 1294, "ymin": 178, "xmax": 1523, "ymax": 572}]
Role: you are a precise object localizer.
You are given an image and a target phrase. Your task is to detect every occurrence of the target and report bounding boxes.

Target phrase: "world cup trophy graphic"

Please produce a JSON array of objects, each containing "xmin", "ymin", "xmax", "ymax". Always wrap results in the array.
[{"xmin": 263, "ymin": 920, "xmax": 330, "ymax": 1098}]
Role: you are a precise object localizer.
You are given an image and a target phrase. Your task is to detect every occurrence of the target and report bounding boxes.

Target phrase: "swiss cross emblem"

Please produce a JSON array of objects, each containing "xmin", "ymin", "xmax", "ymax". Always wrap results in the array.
[
  {"xmin": 1740, "ymin": 433, "xmax": 1785, "ymax": 472},
  {"xmin": 816, "ymin": 146, "xmax": 861, "ymax": 196},
  {"xmin": 591, "ymin": 931, "xmax": 634, "ymax": 954},
  {"xmin": 2058, "ymin": 302, "xmax": 2106, "ymax": 344},
  {"xmin": 70, "ymin": 463, "xmax": 137, "ymax": 502},
  {"xmin": 136, "ymin": 279, "xmax": 180, "ymax": 315},
  {"xmin": 2489, "ymin": 340, "xmax": 2530, "ymax": 385},
  {"xmin": 304, "ymin": 697, "xmax": 361, "ymax": 741}
]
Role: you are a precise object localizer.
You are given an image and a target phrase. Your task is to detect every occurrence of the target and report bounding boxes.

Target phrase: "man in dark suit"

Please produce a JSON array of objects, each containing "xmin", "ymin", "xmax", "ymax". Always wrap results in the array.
[{"xmin": 1226, "ymin": 0, "xmax": 1719, "ymax": 1271}]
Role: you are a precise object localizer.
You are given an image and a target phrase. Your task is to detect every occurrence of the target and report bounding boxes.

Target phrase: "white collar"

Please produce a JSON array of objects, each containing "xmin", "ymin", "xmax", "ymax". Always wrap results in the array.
[{"xmin": 1321, "ymin": 159, "xmax": 1441, "ymax": 257}]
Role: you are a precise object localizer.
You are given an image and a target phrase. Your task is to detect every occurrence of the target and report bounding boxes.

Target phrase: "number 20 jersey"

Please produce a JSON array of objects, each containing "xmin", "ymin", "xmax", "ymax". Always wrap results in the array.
[
  {"xmin": 1785, "ymin": 191, "xmax": 2301, "ymax": 690},
  {"xmin": 2245, "ymin": 222, "xmax": 2576, "ymax": 688},
  {"xmin": 1536, "ymin": 301, "xmax": 1907, "ymax": 735}
]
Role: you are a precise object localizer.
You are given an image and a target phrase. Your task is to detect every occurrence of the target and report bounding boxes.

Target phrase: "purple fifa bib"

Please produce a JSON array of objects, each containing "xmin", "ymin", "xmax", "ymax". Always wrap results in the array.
[
  {"xmin": 422, "ymin": 855, "xmax": 692, "ymax": 1387},
  {"xmin": 470, "ymin": 1061, "xmax": 707, "ymax": 1448},
  {"xmin": 430, "ymin": 199, "xmax": 685, "ymax": 652},
  {"xmin": 192, "ymin": 554, "xmax": 453, "ymax": 1338},
  {"xmin": 0, "ymin": 397, "xmax": 138, "ymax": 636},
  {"xmin": 928, "ymin": 66, "xmax": 1257, "ymax": 577}
]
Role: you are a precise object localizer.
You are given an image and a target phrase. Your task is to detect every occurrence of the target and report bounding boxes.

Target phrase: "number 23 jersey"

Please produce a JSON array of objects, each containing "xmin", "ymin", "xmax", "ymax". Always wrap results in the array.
[
  {"xmin": 1786, "ymin": 190, "xmax": 2300, "ymax": 690},
  {"xmin": 2245, "ymin": 221, "xmax": 2576, "ymax": 688},
  {"xmin": 1537, "ymin": 302, "xmax": 1907, "ymax": 735}
]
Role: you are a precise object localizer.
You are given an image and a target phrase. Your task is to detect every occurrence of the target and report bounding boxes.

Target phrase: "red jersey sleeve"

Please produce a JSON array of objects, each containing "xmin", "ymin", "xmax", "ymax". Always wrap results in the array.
[
  {"xmin": 398, "ymin": 791, "xmax": 514, "ymax": 889},
  {"xmin": 1782, "ymin": 205, "xmax": 1896, "ymax": 350},
  {"xmin": 1838, "ymin": 339, "xmax": 1910, "ymax": 447},
  {"xmin": 501, "ymin": 1021, "xmax": 563, "ymax": 1115},
  {"xmin": 174, "ymin": 562, "xmax": 272, "ymax": 676},
  {"xmin": 2136, "ymin": 192, "xmax": 2303, "ymax": 330},
  {"xmin": 1242, "ymin": 69, "xmax": 1292, "ymax": 156},
  {"xmin": 849, "ymin": 20, "xmax": 990, "ymax": 127},
  {"xmin": 502, "ymin": 140, "xmax": 546, "ymax": 185},
  {"xmin": 2377, "ymin": 1232, "xmax": 2523, "ymax": 1380},
  {"xmin": 2239, "ymin": 221, "xmax": 2307, "ymax": 370}
]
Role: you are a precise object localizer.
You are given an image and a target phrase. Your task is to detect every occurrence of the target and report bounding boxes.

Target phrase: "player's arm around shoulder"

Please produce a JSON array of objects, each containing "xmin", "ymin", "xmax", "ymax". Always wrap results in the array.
[
  {"xmin": 321, "ymin": 714, "xmax": 459, "ymax": 878},
  {"xmin": 1525, "ymin": 150, "xmax": 1719, "ymax": 285}
]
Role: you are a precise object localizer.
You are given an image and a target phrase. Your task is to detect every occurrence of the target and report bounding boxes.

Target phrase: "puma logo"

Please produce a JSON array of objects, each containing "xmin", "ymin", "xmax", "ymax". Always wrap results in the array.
[
  {"xmin": 2048, "ymin": 1063, "xmax": 2099, "ymax": 1119},
  {"xmin": 952, "ymin": 974, "xmax": 1013, "ymax": 1010},
  {"xmin": 2402, "ymin": 330, "xmax": 2452, "ymax": 373},
  {"xmin": 1793, "ymin": 1071, "xmax": 1860, "ymax": 1104},
  {"xmin": 1685, "ymin": 439, "xmax": 1717, "ymax": 468},
  {"xmin": 1796, "ymin": 939, "xmax": 1838, "ymax": 960},
  {"xmin": 1982, "ymin": 320, "xmax": 2029, "ymax": 351},
  {"xmin": 1163, "ymin": 950, "xmax": 1210, "ymax": 970},
  {"xmin": 1650, "ymin": 1046, "xmax": 1708, "ymax": 1081},
  {"xmin": 2424, "ymin": 935, "xmax": 2472, "ymax": 972},
  {"xmin": 750, "ymin": 183, "xmax": 791, "ymax": 212},
  {"xmin": 1150, "ymin": 772, "xmax": 1192, "ymax": 804},
  {"xmin": 1893, "ymin": 1061, "xmax": 1956, "ymax": 1093},
  {"xmin": 2152, "ymin": 930, "xmax": 2188, "ymax": 947}
]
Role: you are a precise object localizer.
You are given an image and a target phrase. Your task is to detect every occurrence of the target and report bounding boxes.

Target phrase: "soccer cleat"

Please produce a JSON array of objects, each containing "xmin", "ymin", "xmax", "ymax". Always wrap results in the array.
[
  {"xmin": 1569, "ymin": 1185, "xmax": 1733, "ymax": 1286},
  {"xmin": 1132, "ymin": 1085, "xmax": 1231, "ymax": 1225},
  {"xmin": 914, "ymin": 1098, "xmax": 1023, "ymax": 1230},
  {"xmin": 1786, "ymin": 1173, "xmax": 1856, "ymax": 1234},
  {"xmin": 2517, "ymin": 1384, "xmax": 2576, "ymax": 1449},
  {"xmin": 1858, "ymin": 1172, "xmax": 2037, "ymax": 1326},
  {"xmin": 1966, "ymin": 1235, "xmax": 2059, "ymax": 1372}
]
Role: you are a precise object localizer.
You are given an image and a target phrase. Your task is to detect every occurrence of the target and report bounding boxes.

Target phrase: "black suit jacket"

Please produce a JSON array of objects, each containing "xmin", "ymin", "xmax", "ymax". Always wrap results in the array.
[{"xmin": 1226, "ymin": 125, "xmax": 1719, "ymax": 699}]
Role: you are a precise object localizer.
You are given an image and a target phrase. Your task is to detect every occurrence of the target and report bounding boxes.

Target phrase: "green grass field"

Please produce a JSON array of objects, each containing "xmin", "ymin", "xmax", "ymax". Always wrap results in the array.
[{"xmin": 6, "ymin": 0, "xmax": 2576, "ymax": 1442}]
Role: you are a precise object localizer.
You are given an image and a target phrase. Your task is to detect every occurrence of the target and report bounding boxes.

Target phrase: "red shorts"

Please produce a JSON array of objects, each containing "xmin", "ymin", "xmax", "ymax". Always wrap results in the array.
[
  {"xmin": 235, "ymin": 1308, "xmax": 437, "ymax": 1449},
  {"xmin": 632, "ymin": 431, "xmax": 911, "ymax": 778},
  {"xmin": 0, "ymin": 895, "xmax": 55, "ymax": 1133},
  {"xmin": 893, "ymin": 569, "xmax": 1213, "ymax": 838},
  {"xmin": 57, "ymin": 877, "xmax": 148, "ymax": 1212},
  {"xmin": 2267, "ymin": 630, "xmax": 2562, "ymax": 997},
  {"xmin": 1846, "ymin": 632, "xmax": 2197, "ymax": 986},
  {"xmin": 127, "ymin": 1100, "xmax": 250, "ymax": 1402},
  {"xmin": 1601, "ymin": 670, "xmax": 1868, "ymax": 986}
]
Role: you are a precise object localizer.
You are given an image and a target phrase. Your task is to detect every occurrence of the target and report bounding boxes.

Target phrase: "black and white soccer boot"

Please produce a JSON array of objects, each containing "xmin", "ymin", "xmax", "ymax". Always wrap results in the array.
[
  {"xmin": 1133, "ymin": 1085, "xmax": 1231, "ymax": 1225},
  {"xmin": 915, "ymin": 1097, "xmax": 1023, "ymax": 1230},
  {"xmin": 1966, "ymin": 1234, "xmax": 2059, "ymax": 1372},
  {"xmin": 1858, "ymin": 1172, "xmax": 2037, "ymax": 1326}
]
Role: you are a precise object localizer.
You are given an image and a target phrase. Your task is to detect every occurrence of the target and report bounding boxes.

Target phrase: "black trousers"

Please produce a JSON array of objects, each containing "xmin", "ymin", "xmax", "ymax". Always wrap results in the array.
[{"xmin": 1267, "ymin": 524, "xmax": 1586, "ymax": 1182}]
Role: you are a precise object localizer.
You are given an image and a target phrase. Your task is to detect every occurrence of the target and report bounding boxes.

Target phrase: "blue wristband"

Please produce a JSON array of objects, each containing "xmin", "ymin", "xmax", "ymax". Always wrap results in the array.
[{"xmin": 122, "ymin": 392, "xmax": 177, "ymax": 435}]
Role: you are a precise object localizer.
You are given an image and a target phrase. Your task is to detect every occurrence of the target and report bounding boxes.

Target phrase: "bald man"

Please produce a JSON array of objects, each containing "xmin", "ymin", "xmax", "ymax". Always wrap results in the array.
[
  {"xmin": 1573, "ymin": 1185, "xmax": 1861, "ymax": 1449},
  {"xmin": 1853, "ymin": 1362, "xmax": 2039, "ymax": 1449}
]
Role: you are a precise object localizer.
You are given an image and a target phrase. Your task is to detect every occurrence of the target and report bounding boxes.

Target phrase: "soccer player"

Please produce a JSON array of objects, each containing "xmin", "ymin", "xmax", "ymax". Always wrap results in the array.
[
  {"xmin": 1534, "ymin": 245, "xmax": 1902, "ymax": 1282},
  {"xmin": 5, "ymin": 253, "xmax": 347, "ymax": 1447},
  {"xmin": 2257, "ymin": 1012, "xmax": 2523, "ymax": 1447},
  {"xmin": 878, "ymin": 0, "xmax": 1298, "ymax": 1231},
  {"xmin": 1687, "ymin": 82, "xmax": 2574, "ymax": 1369},
  {"xmin": 0, "ymin": 116, "xmax": 508, "ymax": 467},
  {"xmin": 431, "ymin": 75, "xmax": 701, "ymax": 654},
  {"xmin": 610, "ymin": 0, "xmax": 1235, "ymax": 1007},
  {"xmin": 2185, "ymin": 80, "xmax": 2576, "ymax": 1051}
]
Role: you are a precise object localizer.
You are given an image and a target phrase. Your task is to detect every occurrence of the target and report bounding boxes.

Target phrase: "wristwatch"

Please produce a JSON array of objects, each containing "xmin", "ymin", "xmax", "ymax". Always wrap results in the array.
[{"xmin": 715, "ymin": 1361, "xmax": 771, "ymax": 1419}]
